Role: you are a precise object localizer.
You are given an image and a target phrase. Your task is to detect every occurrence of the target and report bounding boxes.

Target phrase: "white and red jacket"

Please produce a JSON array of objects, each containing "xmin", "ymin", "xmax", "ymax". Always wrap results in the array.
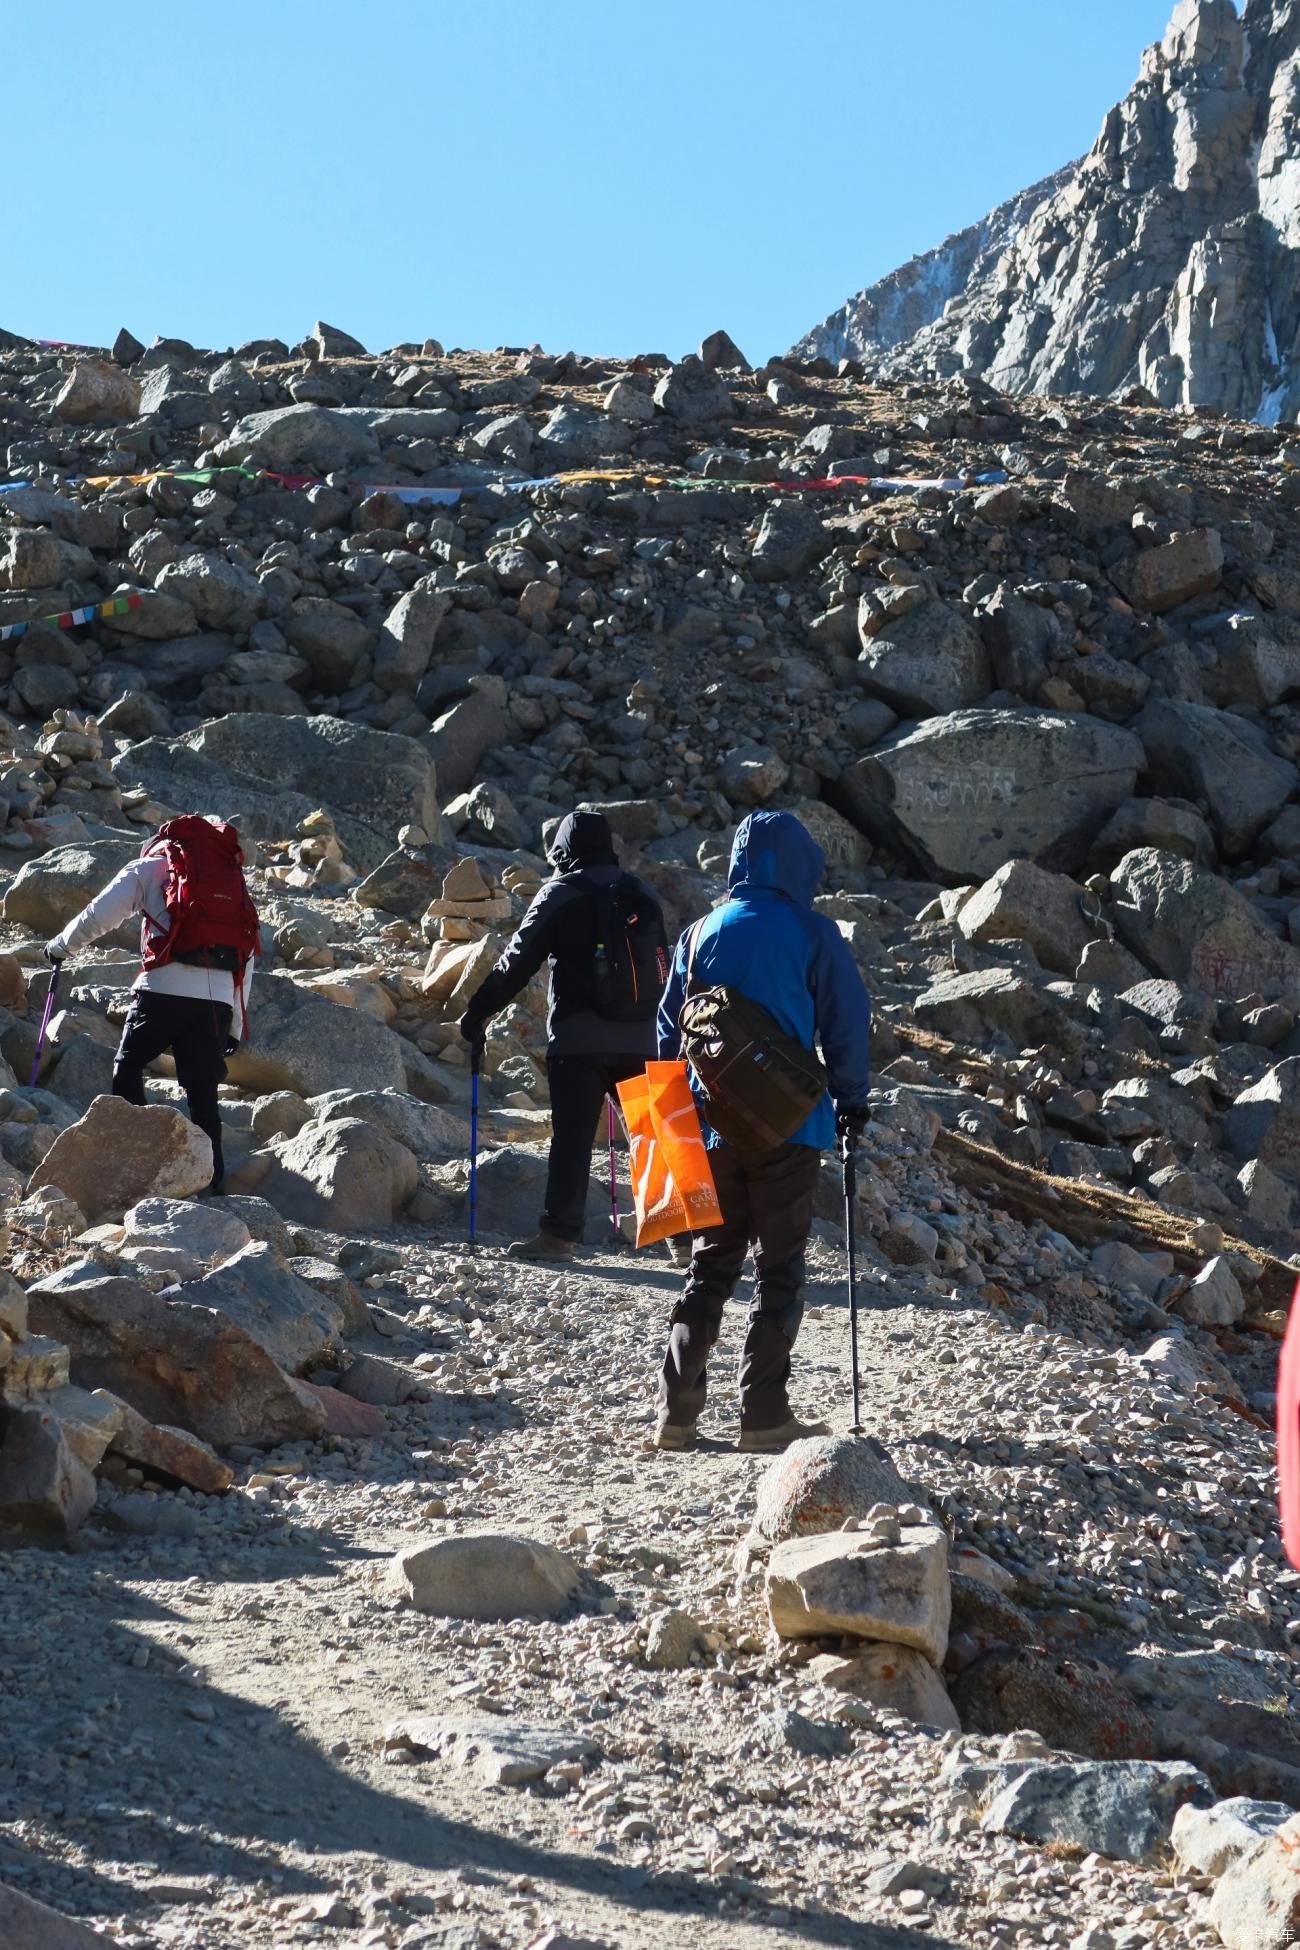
[{"xmin": 50, "ymin": 855, "xmax": 255, "ymax": 1027}]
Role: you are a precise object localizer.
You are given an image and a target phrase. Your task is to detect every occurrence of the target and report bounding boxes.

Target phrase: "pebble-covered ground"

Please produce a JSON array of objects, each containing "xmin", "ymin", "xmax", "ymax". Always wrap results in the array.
[{"xmin": 0, "ymin": 1116, "xmax": 1286, "ymax": 1950}]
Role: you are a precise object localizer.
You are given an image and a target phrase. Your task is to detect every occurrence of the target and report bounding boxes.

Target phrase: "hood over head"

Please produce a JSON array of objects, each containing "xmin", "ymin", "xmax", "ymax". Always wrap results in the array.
[
  {"xmin": 727, "ymin": 809, "xmax": 824, "ymax": 906},
  {"xmin": 548, "ymin": 809, "xmax": 618, "ymax": 873}
]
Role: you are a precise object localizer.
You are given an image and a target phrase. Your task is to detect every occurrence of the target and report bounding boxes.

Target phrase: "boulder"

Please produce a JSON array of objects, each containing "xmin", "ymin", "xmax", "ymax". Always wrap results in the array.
[
  {"xmin": 913, "ymin": 967, "xmax": 1083, "ymax": 1056},
  {"xmin": 1224, "ymin": 1059, "xmax": 1300, "ymax": 1184},
  {"xmin": 228, "ymin": 973, "xmax": 407, "ymax": 1098},
  {"xmin": 120, "ymin": 1196, "xmax": 252, "ymax": 1269},
  {"xmin": 1212, "ymin": 1821, "xmax": 1300, "ymax": 1947},
  {"xmin": 259, "ymin": 1116, "xmax": 419, "ymax": 1230},
  {"xmin": 748, "ymin": 504, "xmax": 832, "ymax": 583},
  {"xmin": 652, "ymin": 358, "xmax": 733, "ymax": 422},
  {"xmin": 982, "ymin": 1758, "xmax": 1212, "ymax": 1865},
  {"xmin": 53, "ymin": 360, "xmax": 141, "ymax": 424},
  {"xmin": 188, "ymin": 714, "xmax": 442, "ymax": 857},
  {"xmin": 808, "ymin": 1644, "xmax": 961, "ymax": 1731},
  {"xmin": 155, "ymin": 551, "xmax": 261, "ymax": 634},
  {"xmin": 644, "ymin": 1609, "xmax": 706, "ymax": 1671},
  {"xmin": 219, "ymin": 403, "xmax": 380, "ymax": 472},
  {"xmin": 1172, "ymin": 1796, "xmax": 1293, "ymax": 1878},
  {"xmin": 857, "ymin": 599, "xmax": 991, "ymax": 715},
  {"xmin": 1111, "ymin": 528, "xmax": 1224, "ymax": 613},
  {"xmin": 2, "ymin": 838, "xmax": 138, "ymax": 933},
  {"xmin": 1135, "ymin": 699, "xmax": 1298, "ymax": 856},
  {"xmin": 179, "ymin": 1242, "xmax": 354, "ymax": 1372},
  {"xmin": 429, "ymin": 677, "xmax": 511, "ymax": 801},
  {"xmin": 0, "ymin": 1403, "xmax": 96, "ymax": 1534},
  {"xmin": 1112, "ymin": 848, "xmax": 1300, "ymax": 1004},
  {"xmin": 383, "ymin": 1713, "xmax": 597, "ymax": 1788},
  {"xmin": 106, "ymin": 1400, "xmax": 234, "ymax": 1494},
  {"xmin": 839, "ymin": 708, "xmax": 1142, "ymax": 882},
  {"xmin": 957, "ymin": 860, "xmax": 1097, "ymax": 975},
  {"xmin": 373, "ymin": 590, "xmax": 451, "ymax": 694},
  {"xmin": 393, "ymin": 1532, "xmax": 581, "ymax": 1621},
  {"xmin": 0, "ymin": 1883, "xmax": 121, "ymax": 1947},
  {"xmin": 25, "ymin": 1272, "xmax": 325, "ymax": 1448},
  {"xmin": 765, "ymin": 1524, "xmax": 951, "ymax": 1662},
  {"xmin": 310, "ymin": 1089, "xmax": 468, "ymax": 1162},
  {"xmin": 951, "ymin": 1647, "xmax": 1156, "ymax": 1759},
  {"xmin": 753, "ymin": 1433, "xmax": 913, "ymax": 1544},
  {"xmin": 285, "ymin": 598, "xmax": 373, "ymax": 691},
  {"xmin": 1171, "ymin": 1254, "xmax": 1246, "ymax": 1327},
  {"xmin": 27, "ymin": 1097, "xmax": 213, "ymax": 1222}
]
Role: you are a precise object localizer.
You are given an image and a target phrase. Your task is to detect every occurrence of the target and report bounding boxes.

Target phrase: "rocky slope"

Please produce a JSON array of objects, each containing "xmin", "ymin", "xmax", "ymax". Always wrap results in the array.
[
  {"xmin": 0, "ymin": 321, "xmax": 1295, "ymax": 1947},
  {"xmin": 797, "ymin": 0, "xmax": 1300, "ymax": 425}
]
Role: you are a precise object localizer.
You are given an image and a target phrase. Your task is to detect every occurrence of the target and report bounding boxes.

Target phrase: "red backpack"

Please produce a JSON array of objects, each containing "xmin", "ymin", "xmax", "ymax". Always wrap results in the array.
[{"xmin": 139, "ymin": 817, "xmax": 261, "ymax": 1029}]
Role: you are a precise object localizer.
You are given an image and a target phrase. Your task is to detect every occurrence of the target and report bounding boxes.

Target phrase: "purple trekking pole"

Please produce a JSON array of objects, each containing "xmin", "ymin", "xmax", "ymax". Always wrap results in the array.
[{"xmin": 29, "ymin": 962, "xmax": 61, "ymax": 1088}]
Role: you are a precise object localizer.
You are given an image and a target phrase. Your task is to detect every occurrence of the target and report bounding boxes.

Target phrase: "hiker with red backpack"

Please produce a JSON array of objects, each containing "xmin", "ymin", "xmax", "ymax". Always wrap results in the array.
[
  {"xmin": 652, "ymin": 808, "xmax": 872, "ymax": 1454},
  {"xmin": 458, "ymin": 809, "xmax": 667, "ymax": 1261},
  {"xmin": 44, "ymin": 816, "xmax": 261, "ymax": 1194}
]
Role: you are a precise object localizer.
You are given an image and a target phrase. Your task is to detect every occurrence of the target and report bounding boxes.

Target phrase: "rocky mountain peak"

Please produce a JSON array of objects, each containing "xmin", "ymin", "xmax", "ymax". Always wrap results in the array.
[{"xmin": 798, "ymin": 0, "xmax": 1300, "ymax": 423}]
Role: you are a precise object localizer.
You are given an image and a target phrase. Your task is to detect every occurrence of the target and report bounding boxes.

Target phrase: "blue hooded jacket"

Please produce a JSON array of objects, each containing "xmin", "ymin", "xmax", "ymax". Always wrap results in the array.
[{"xmin": 657, "ymin": 809, "xmax": 872, "ymax": 1150}]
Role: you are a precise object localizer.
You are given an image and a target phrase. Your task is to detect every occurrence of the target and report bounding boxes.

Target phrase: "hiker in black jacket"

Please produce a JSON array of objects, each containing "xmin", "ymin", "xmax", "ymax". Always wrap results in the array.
[{"xmin": 459, "ymin": 810, "xmax": 662, "ymax": 1261}]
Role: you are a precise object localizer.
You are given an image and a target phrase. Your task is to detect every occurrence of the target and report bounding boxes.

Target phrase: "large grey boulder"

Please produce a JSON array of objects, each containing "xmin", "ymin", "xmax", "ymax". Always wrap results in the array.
[
  {"xmin": 748, "ymin": 504, "xmax": 832, "ymax": 583},
  {"xmin": 838, "ymin": 708, "xmax": 1142, "ymax": 882},
  {"xmin": 2, "ymin": 838, "xmax": 138, "ymax": 933},
  {"xmin": 257, "ymin": 1116, "xmax": 419, "ymax": 1230},
  {"xmin": 753, "ymin": 1434, "xmax": 913, "ymax": 1545},
  {"xmin": 1224, "ymin": 1058, "xmax": 1300, "ymax": 1184},
  {"xmin": 982, "ymin": 1758, "xmax": 1212, "ymax": 1865},
  {"xmin": 1135, "ymin": 699, "xmax": 1297, "ymax": 856},
  {"xmin": 807, "ymin": 1645, "xmax": 961, "ymax": 1732},
  {"xmin": 913, "ymin": 967, "xmax": 1084, "ymax": 1057},
  {"xmin": 179, "ymin": 1242, "xmax": 356, "ymax": 1372},
  {"xmin": 652, "ymin": 358, "xmax": 733, "ymax": 422},
  {"xmin": 857, "ymin": 599, "xmax": 991, "ymax": 715},
  {"xmin": 0, "ymin": 1881, "xmax": 120, "ymax": 1947},
  {"xmin": 310, "ymin": 1089, "xmax": 468, "ymax": 1162},
  {"xmin": 218, "ymin": 403, "xmax": 380, "ymax": 472},
  {"xmin": 393, "ymin": 1532, "xmax": 581, "ymax": 1621},
  {"xmin": 765, "ymin": 1523, "xmax": 951, "ymax": 1662},
  {"xmin": 1172, "ymin": 1795, "xmax": 1293, "ymax": 1878},
  {"xmin": 956, "ymin": 859, "xmax": 1097, "ymax": 975},
  {"xmin": 1111, "ymin": 848, "xmax": 1300, "ymax": 1004},
  {"xmin": 26, "ymin": 1272, "xmax": 325, "ymax": 1448},
  {"xmin": 285, "ymin": 597, "xmax": 374, "ymax": 691},
  {"xmin": 189, "ymin": 714, "xmax": 442, "ymax": 855},
  {"xmin": 1209, "ymin": 1813, "xmax": 1300, "ymax": 1949},
  {"xmin": 27, "ymin": 1097, "xmax": 213, "ymax": 1222},
  {"xmin": 227, "ymin": 973, "xmax": 407, "ymax": 1099},
  {"xmin": 373, "ymin": 590, "xmax": 451, "ymax": 694},
  {"xmin": 1111, "ymin": 528, "xmax": 1224, "ymax": 613}
]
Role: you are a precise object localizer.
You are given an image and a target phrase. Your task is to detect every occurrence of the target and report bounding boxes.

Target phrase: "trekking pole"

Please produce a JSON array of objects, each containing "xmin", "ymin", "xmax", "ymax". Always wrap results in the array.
[
  {"xmin": 607, "ymin": 1096, "xmax": 620, "ymax": 1242},
  {"xmin": 842, "ymin": 1131, "xmax": 863, "ymax": 1435},
  {"xmin": 29, "ymin": 962, "xmax": 61, "ymax": 1089},
  {"xmin": 468, "ymin": 1042, "xmax": 480, "ymax": 1249}
]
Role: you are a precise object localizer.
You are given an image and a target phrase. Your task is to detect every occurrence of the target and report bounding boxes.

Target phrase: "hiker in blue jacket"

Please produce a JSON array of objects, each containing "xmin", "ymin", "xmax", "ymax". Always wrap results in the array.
[{"xmin": 653, "ymin": 808, "xmax": 872, "ymax": 1453}]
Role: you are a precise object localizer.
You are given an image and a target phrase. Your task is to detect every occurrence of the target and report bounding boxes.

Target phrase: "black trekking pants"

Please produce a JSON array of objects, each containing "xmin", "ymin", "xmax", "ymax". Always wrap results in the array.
[
  {"xmin": 113, "ymin": 991, "xmax": 231, "ymax": 1183},
  {"xmin": 541, "ymin": 1051, "xmax": 646, "ymax": 1242},
  {"xmin": 658, "ymin": 1140, "xmax": 821, "ymax": 1434}
]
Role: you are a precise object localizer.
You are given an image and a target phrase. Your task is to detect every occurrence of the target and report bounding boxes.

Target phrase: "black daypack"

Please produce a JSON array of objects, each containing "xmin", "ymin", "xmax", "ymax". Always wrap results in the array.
[
  {"xmin": 590, "ymin": 874, "xmax": 669, "ymax": 1022},
  {"xmin": 678, "ymin": 921, "xmax": 828, "ymax": 1156}
]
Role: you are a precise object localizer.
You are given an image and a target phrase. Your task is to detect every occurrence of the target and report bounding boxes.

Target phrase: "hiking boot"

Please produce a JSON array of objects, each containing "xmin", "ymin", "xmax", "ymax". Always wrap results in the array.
[
  {"xmin": 652, "ymin": 1417, "xmax": 697, "ymax": 1451},
  {"xmin": 737, "ymin": 1416, "xmax": 830, "ymax": 1454},
  {"xmin": 506, "ymin": 1231, "xmax": 575, "ymax": 1263}
]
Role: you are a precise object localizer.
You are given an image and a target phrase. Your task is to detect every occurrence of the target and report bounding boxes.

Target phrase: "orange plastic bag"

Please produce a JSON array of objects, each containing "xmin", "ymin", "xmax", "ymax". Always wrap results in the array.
[
  {"xmin": 1280, "ymin": 1277, "xmax": 1300, "ymax": 1567},
  {"xmin": 617, "ymin": 1060, "xmax": 723, "ymax": 1246}
]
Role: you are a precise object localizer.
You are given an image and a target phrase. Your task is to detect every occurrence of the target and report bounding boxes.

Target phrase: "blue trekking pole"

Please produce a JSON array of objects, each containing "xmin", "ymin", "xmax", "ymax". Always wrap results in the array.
[{"xmin": 468, "ymin": 1042, "xmax": 481, "ymax": 1248}]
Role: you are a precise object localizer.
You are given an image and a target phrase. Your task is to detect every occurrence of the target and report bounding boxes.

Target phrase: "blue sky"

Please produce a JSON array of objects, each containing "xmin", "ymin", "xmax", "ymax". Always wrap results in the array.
[{"xmin": 7, "ymin": 0, "xmax": 1180, "ymax": 360}]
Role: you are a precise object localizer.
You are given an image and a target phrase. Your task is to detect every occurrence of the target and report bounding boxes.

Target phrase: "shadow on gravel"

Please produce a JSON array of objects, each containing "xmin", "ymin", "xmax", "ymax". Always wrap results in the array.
[{"xmin": 2, "ymin": 1562, "xmax": 965, "ymax": 1949}]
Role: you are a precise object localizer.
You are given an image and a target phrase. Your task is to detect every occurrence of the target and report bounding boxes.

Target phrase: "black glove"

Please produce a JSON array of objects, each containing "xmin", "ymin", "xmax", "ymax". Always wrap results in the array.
[
  {"xmin": 43, "ymin": 940, "xmax": 66, "ymax": 965},
  {"xmin": 458, "ymin": 1012, "xmax": 487, "ymax": 1050},
  {"xmin": 836, "ymin": 1104, "xmax": 870, "ymax": 1146},
  {"xmin": 223, "ymin": 1038, "xmax": 240, "ymax": 1058}
]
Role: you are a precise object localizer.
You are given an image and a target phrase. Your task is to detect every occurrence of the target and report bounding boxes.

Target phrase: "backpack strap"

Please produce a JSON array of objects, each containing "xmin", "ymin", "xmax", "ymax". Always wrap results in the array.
[{"xmin": 684, "ymin": 919, "xmax": 706, "ymax": 998}]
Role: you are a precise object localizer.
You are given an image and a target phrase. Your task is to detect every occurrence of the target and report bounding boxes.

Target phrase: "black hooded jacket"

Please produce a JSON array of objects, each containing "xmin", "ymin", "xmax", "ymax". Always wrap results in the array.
[{"xmin": 462, "ymin": 811, "xmax": 659, "ymax": 1056}]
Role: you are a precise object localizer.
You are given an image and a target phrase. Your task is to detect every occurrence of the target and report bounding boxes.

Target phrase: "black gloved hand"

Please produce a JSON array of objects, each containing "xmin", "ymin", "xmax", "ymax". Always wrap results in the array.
[
  {"xmin": 458, "ymin": 1012, "xmax": 487, "ymax": 1051},
  {"xmin": 836, "ymin": 1103, "xmax": 870, "ymax": 1146},
  {"xmin": 223, "ymin": 1037, "xmax": 240, "ymax": 1058}
]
